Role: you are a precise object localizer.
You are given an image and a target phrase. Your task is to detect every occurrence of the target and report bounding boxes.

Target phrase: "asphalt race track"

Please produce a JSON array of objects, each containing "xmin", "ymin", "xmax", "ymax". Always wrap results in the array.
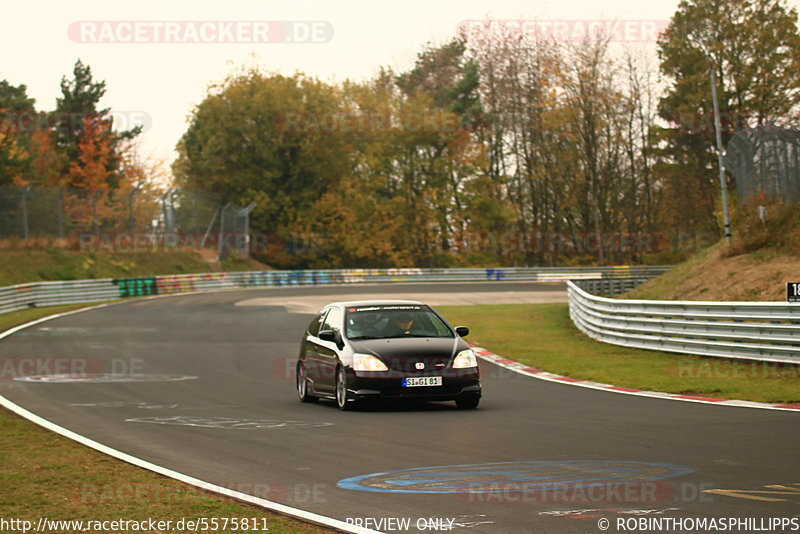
[{"xmin": 1, "ymin": 283, "xmax": 798, "ymax": 534}]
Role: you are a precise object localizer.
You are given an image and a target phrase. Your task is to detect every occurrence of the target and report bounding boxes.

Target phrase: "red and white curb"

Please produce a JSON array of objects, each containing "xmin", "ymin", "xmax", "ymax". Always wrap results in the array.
[{"xmin": 471, "ymin": 346, "xmax": 800, "ymax": 413}]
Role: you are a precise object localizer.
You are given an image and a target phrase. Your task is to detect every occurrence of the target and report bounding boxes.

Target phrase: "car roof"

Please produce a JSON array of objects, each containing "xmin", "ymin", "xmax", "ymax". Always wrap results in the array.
[{"xmin": 324, "ymin": 299, "xmax": 427, "ymax": 309}]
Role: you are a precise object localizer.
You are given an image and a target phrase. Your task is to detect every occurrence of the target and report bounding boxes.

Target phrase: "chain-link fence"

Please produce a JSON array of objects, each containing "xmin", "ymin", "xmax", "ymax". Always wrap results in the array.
[
  {"xmin": 0, "ymin": 186, "xmax": 150, "ymax": 238},
  {"xmin": 0, "ymin": 186, "xmax": 256, "ymax": 259},
  {"xmin": 725, "ymin": 125, "xmax": 800, "ymax": 204},
  {"xmin": 157, "ymin": 190, "xmax": 255, "ymax": 259}
]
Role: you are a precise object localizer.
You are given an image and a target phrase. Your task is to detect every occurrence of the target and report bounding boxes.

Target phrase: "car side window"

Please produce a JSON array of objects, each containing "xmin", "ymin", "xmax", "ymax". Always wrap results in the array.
[
  {"xmin": 307, "ymin": 310, "xmax": 327, "ymax": 337},
  {"xmin": 321, "ymin": 307, "xmax": 342, "ymax": 336}
]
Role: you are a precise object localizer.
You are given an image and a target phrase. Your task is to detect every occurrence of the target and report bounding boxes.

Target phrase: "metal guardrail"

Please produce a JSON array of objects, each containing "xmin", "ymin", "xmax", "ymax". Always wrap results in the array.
[
  {"xmin": 568, "ymin": 280, "xmax": 800, "ymax": 364},
  {"xmin": 0, "ymin": 280, "xmax": 121, "ymax": 314},
  {"xmin": 569, "ymin": 277, "xmax": 653, "ymax": 297},
  {"xmin": 0, "ymin": 266, "xmax": 670, "ymax": 316}
]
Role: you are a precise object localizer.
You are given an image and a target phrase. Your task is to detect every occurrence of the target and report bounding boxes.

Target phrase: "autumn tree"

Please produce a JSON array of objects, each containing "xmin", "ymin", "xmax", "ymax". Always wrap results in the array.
[
  {"xmin": 173, "ymin": 68, "xmax": 354, "ymax": 267},
  {"xmin": 390, "ymin": 38, "xmax": 488, "ymax": 265},
  {"xmin": 0, "ymin": 122, "xmax": 28, "ymax": 186},
  {"xmin": 54, "ymin": 60, "xmax": 141, "ymax": 188},
  {"xmin": 0, "ymin": 79, "xmax": 36, "ymax": 186},
  {"xmin": 657, "ymin": 0, "xmax": 800, "ymax": 238},
  {"xmin": 620, "ymin": 48, "xmax": 661, "ymax": 236},
  {"xmin": 68, "ymin": 117, "xmax": 115, "ymax": 190},
  {"xmin": 465, "ymin": 23, "xmax": 579, "ymax": 264},
  {"xmin": 302, "ymin": 75, "xmax": 408, "ymax": 267}
]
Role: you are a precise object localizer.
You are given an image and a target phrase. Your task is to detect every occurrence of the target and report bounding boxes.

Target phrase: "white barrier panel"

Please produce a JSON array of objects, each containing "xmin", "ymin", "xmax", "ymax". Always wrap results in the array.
[
  {"xmin": 0, "ymin": 266, "xmax": 670, "ymax": 315},
  {"xmin": 567, "ymin": 280, "xmax": 800, "ymax": 364}
]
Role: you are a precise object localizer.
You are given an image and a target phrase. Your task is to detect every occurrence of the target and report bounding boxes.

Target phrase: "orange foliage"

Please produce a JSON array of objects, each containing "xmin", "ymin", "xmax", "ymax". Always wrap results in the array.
[
  {"xmin": 30, "ymin": 129, "xmax": 65, "ymax": 187},
  {"xmin": 68, "ymin": 117, "xmax": 117, "ymax": 191},
  {"xmin": 0, "ymin": 120, "xmax": 28, "ymax": 186}
]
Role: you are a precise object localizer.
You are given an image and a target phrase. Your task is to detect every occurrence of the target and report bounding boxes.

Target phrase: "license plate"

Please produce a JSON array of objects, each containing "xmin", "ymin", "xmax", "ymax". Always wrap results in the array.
[{"xmin": 403, "ymin": 376, "xmax": 442, "ymax": 387}]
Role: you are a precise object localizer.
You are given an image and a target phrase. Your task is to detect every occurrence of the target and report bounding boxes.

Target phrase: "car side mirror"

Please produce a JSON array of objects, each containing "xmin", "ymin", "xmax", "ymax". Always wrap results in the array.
[
  {"xmin": 455, "ymin": 326, "xmax": 469, "ymax": 337},
  {"xmin": 318, "ymin": 330, "xmax": 337, "ymax": 342}
]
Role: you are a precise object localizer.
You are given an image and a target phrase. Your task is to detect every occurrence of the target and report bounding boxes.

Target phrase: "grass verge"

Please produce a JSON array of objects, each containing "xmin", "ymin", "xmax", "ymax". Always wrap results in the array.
[
  {"xmin": 0, "ymin": 247, "xmax": 270, "ymax": 287},
  {"xmin": 0, "ymin": 303, "xmax": 110, "ymax": 333},
  {"xmin": 2, "ymin": 299, "xmax": 797, "ymax": 533},
  {"xmin": 0, "ymin": 407, "xmax": 332, "ymax": 534},
  {"xmin": 0, "ymin": 305, "xmax": 333, "ymax": 534},
  {"xmin": 439, "ymin": 303, "xmax": 800, "ymax": 405}
]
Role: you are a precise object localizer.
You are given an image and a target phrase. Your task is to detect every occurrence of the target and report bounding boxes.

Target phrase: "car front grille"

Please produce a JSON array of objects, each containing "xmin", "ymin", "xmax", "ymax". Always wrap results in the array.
[{"xmin": 387, "ymin": 357, "xmax": 450, "ymax": 375}]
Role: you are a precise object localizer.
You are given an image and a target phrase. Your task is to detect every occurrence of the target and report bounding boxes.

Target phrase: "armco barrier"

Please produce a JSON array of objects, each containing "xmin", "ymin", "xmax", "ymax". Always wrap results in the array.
[
  {"xmin": 0, "ymin": 266, "xmax": 670, "ymax": 316},
  {"xmin": 0, "ymin": 280, "xmax": 121, "ymax": 314},
  {"xmin": 568, "ymin": 277, "xmax": 652, "ymax": 297},
  {"xmin": 568, "ymin": 280, "xmax": 800, "ymax": 364}
]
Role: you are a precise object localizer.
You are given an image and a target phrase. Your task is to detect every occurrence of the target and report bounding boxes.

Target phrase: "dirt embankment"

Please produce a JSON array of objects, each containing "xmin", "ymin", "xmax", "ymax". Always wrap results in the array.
[
  {"xmin": 0, "ymin": 238, "xmax": 270, "ymax": 286},
  {"xmin": 627, "ymin": 200, "xmax": 800, "ymax": 302}
]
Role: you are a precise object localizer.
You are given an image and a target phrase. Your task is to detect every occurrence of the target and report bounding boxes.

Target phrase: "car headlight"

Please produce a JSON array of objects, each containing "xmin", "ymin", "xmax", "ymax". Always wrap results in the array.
[
  {"xmin": 352, "ymin": 353, "xmax": 389, "ymax": 372},
  {"xmin": 452, "ymin": 349, "xmax": 478, "ymax": 369}
]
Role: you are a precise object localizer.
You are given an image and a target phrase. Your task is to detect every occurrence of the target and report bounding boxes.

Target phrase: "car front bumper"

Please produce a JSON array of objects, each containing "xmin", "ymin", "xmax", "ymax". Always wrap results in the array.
[{"xmin": 347, "ymin": 368, "xmax": 481, "ymax": 401}]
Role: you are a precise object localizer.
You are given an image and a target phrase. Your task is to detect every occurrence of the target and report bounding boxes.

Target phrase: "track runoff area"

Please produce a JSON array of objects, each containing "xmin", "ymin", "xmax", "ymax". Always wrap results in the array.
[{"xmin": 0, "ymin": 282, "xmax": 797, "ymax": 534}]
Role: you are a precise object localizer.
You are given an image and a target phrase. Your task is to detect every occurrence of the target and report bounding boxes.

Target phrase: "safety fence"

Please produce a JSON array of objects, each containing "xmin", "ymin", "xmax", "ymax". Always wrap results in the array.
[
  {"xmin": 568, "ymin": 280, "xmax": 800, "ymax": 364},
  {"xmin": 0, "ymin": 265, "xmax": 669, "ymax": 316}
]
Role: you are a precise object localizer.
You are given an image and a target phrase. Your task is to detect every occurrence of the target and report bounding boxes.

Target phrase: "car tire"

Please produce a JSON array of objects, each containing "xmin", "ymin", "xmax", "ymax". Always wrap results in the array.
[
  {"xmin": 455, "ymin": 394, "xmax": 480, "ymax": 410},
  {"xmin": 335, "ymin": 366, "xmax": 354, "ymax": 411},
  {"xmin": 296, "ymin": 361, "xmax": 318, "ymax": 403}
]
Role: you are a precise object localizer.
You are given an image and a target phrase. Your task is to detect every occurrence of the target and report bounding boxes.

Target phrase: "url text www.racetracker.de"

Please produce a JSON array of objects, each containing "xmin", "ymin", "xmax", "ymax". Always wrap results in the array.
[{"xmin": 0, "ymin": 517, "xmax": 271, "ymax": 533}]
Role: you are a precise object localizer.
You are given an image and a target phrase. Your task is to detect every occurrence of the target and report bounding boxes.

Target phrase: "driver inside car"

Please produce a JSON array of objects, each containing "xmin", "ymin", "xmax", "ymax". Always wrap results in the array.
[{"xmin": 383, "ymin": 312, "xmax": 415, "ymax": 336}]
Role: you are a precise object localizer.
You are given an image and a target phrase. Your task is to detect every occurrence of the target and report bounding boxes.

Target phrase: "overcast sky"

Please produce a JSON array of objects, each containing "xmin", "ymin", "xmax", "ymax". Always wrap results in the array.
[{"xmin": 3, "ymin": 0, "xmax": 798, "ymax": 166}]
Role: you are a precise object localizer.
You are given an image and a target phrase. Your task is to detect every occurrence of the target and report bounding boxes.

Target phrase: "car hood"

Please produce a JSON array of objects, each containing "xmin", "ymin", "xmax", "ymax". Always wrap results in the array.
[{"xmin": 349, "ymin": 337, "xmax": 466, "ymax": 373}]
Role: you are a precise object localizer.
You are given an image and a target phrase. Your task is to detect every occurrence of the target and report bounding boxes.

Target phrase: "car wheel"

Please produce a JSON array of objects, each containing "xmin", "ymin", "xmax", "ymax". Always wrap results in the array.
[
  {"xmin": 296, "ymin": 362, "xmax": 317, "ymax": 403},
  {"xmin": 455, "ymin": 394, "xmax": 480, "ymax": 409},
  {"xmin": 335, "ymin": 366, "xmax": 353, "ymax": 410}
]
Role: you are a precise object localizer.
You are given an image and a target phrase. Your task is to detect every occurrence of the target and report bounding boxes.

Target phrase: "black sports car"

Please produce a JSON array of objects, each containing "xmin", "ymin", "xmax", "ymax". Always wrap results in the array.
[{"xmin": 296, "ymin": 300, "xmax": 481, "ymax": 410}]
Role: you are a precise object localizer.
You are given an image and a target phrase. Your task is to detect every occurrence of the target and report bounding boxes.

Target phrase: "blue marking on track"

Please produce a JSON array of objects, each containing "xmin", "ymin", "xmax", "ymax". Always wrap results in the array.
[{"xmin": 337, "ymin": 460, "xmax": 695, "ymax": 494}]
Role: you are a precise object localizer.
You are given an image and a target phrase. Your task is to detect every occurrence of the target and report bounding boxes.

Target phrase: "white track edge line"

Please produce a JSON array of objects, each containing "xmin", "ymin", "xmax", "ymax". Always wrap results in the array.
[{"xmin": 0, "ymin": 307, "xmax": 383, "ymax": 534}]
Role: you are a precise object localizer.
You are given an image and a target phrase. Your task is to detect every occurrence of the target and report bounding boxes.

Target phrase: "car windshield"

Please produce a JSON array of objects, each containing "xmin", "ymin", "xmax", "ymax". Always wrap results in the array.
[{"xmin": 345, "ymin": 304, "xmax": 454, "ymax": 340}]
